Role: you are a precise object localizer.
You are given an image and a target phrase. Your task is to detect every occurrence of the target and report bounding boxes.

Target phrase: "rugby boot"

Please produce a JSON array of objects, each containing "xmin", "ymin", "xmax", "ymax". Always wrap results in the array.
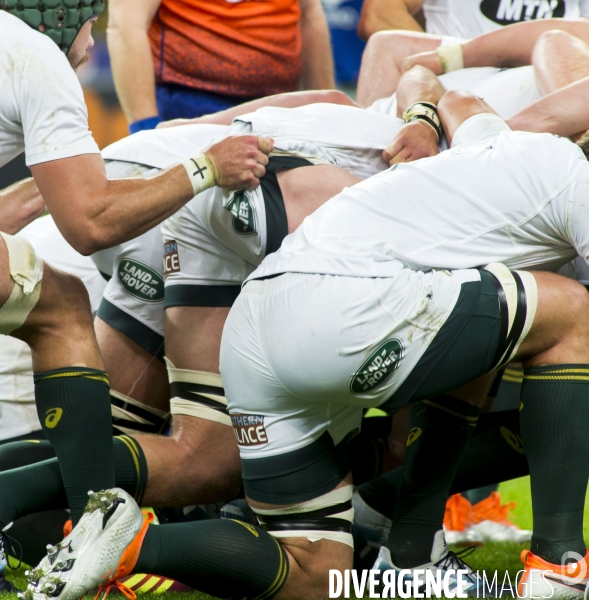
[
  {"xmin": 99, "ymin": 508, "xmax": 194, "ymax": 595},
  {"xmin": 372, "ymin": 530, "xmax": 491, "ymax": 597},
  {"xmin": 443, "ymin": 494, "xmax": 484, "ymax": 546},
  {"xmin": 519, "ymin": 550, "xmax": 589, "ymax": 599},
  {"xmin": 0, "ymin": 524, "xmax": 19, "ymax": 592},
  {"xmin": 468, "ymin": 492, "xmax": 531, "ymax": 544},
  {"xmin": 351, "ymin": 489, "xmax": 391, "ymax": 570},
  {"xmin": 19, "ymin": 488, "xmax": 147, "ymax": 600}
]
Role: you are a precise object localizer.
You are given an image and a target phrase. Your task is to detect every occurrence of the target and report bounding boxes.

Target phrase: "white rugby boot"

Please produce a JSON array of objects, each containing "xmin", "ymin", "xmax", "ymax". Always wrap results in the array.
[
  {"xmin": 372, "ymin": 530, "xmax": 492, "ymax": 597},
  {"xmin": 519, "ymin": 549, "xmax": 589, "ymax": 599},
  {"xmin": 19, "ymin": 488, "xmax": 148, "ymax": 600}
]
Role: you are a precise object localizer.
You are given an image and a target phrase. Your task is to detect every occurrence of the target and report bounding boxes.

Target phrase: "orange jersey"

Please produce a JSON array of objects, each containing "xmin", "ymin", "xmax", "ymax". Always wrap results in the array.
[{"xmin": 149, "ymin": 0, "xmax": 302, "ymax": 98}]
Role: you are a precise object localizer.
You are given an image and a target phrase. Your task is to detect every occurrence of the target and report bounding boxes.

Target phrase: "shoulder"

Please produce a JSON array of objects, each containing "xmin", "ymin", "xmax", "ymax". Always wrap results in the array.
[{"xmin": 0, "ymin": 11, "xmax": 60, "ymax": 60}]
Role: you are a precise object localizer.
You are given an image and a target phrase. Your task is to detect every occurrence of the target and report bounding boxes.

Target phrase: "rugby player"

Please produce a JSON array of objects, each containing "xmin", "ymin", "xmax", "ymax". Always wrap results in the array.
[
  {"xmin": 0, "ymin": 0, "xmax": 271, "ymax": 562},
  {"xmin": 20, "ymin": 69, "xmax": 589, "ymax": 600},
  {"xmin": 4, "ymin": 21, "xmax": 589, "ymax": 592},
  {"xmin": 4, "ymin": 26, "xmax": 589, "ymax": 589}
]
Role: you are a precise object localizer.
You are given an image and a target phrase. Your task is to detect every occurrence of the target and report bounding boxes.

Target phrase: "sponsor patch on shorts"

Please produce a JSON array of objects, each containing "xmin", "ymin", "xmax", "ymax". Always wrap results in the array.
[
  {"xmin": 231, "ymin": 414, "xmax": 268, "ymax": 446},
  {"xmin": 349, "ymin": 339, "xmax": 404, "ymax": 394},
  {"xmin": 163, "ymin": 240, "xmax": 181, "ymax": 275},
  {"xmin": 118, "ymin": 259, "xmax": 164, "ymax": 302},
  {"xmin": 226, "ymin": 191, "xmax": 256, "ymax": 236}
]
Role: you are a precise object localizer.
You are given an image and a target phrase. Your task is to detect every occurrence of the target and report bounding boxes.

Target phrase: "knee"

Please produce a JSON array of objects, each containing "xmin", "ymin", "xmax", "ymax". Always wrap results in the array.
[
  {"xmin": 536, "ymin": 29, "xmax": 578, "ymax": 51},
  {"xmin": 50, "ymin": 268, "xmax": 91, "ymax": 309},
  {"xmin": 364, "ymin": 30, "xmax": 397, "ymax": 55}
]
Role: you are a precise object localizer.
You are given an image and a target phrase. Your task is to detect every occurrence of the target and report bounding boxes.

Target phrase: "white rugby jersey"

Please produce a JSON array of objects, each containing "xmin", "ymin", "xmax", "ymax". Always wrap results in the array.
[
  {"xmin": 422, "ymin": 0, "xmax": 589, "ymax": 39},
  {"xmin": 249, "ymin": 113, "xmax": 589, "ymax": 281},
  {"xmin": 0, "ymin": 11, "xmax": 99, "ymax": 167},
  {"xmin": 232, "ymin": 104, "xmax": 400, "ymax": 179},
  {"xmin": 369, "ymin": 65, "xmax": 541, "ymax": 122},
  {"xmin": 0, "ymin": 216, "xmax": 105, "ymax": 440},
  {"xmin": 102, "ymin": 105, "xmax": 401, "ymax": 180}
]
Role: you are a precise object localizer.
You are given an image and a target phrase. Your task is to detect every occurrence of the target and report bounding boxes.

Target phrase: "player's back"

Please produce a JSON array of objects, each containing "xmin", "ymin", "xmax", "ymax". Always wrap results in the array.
[{"xmin": 251, "ymin": 117, "xmax": 587, "ymax": 281}]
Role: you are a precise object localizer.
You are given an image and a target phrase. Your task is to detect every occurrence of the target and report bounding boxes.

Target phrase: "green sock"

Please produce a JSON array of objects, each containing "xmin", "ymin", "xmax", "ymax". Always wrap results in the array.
[
  {"xmin": 386, "ymin": 396, "xmax": 481, "ymax": 567},
  {"xmin": 0, "ymin": 440, "xmax": 56, "ymax": 471},
  {"xmin": 520, "ymin": 365, "xmax": 589, "ymax": 563},
  {"xmin": 34, "ymin": 367, "xmax": 115, "ymax": 524},
  {"xmin": 113, "ymin": 435, "xmax": 148, "ymax": 505},
  {"xmin": 359, "ymin": 408, "xmax": 528, "ymax": 520},
  {"xmin": 135, "ymin": 520, "xmax": 288, "ymax": 599},
  {"xmin": 0, "ymin": 436, "xmax": 147, "ymax": 529}
]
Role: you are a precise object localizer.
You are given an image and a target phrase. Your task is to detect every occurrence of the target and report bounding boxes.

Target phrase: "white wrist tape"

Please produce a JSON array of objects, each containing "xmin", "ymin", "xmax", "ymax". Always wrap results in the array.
[
  {"xmin": 181, "ymin": 153, "xmax": 217, "ymax": 196},
  {"xmin": 437, "ymin": 44, "xmax": 464, "ymax": 73}
]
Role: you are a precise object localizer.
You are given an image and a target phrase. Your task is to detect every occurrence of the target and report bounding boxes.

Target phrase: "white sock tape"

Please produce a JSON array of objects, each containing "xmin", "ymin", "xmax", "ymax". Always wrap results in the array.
[
  {"xmin": 437, "ymin": 44, "xmax": 464, "ymax": 73},
  {"xmin": 181, "ymin": 153, "xmax": 217, "ymax": 197}
]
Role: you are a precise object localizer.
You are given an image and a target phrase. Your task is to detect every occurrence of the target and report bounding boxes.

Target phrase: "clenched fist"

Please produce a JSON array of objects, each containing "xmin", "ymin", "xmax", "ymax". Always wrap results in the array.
[
  {"xmin": 382, "ymin": 120, "xmax": 440, "ymax": 166},
  {"xmin": 205, "ymin": 135, "xmax": 274, "ymax": 190}
]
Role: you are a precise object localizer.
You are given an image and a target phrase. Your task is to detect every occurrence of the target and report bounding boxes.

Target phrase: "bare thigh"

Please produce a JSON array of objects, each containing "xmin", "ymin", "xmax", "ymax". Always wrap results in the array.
[{"xmin": 94, "ymin": 317, "xmax": 169, "ymax": 412}]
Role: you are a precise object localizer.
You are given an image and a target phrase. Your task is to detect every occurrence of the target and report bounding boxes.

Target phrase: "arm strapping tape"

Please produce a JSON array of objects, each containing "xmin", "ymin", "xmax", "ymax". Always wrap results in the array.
[
  {"xmin": 165, "ymin": 357, "xmax": 231, "ymax": 426},
  {"xmin": 403, "ymin": 101, "xmax": 442, "ymax": 141},
  {"xmin": 0, "ymin": 233, "xmax": 43, "ymax": 335},
  {"xmin": 181, "ymin": 153, "xmax": 217, "ymax": 197},
  {"xmin": 251, "ymin": 485, "xmax": 355, "ymax": 547},
  {"xmin": 437, "ymin": 44, "xmax": 464, "ymax": 73},
  {"xmin": 110, "ymin": 390, "xmax": 170, "ymax": 435}
]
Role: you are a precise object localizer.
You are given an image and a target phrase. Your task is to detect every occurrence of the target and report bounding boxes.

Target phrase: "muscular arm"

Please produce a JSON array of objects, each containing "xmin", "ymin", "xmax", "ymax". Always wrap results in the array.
[
  {"xmin": 507, "ymin": 77, "xmax": 589, "ymax": 139},
  {"xmin": 30, "ymin": 136, "xmax": 271, "ymax": 255},
  {"xmin": 403, "ymin": 19, "xmax": 589, "ymax": 74},
  {"xmin": 437, "ymin": 90, "xmax": 498, "ymax": 146},
  {"xmin": 357, "ymin": 0, "xmax": 424, "ymax": 41},
  {"xmin": 157, "ymin": 90, "xmax": 357, "ymax": 128},
  {"xmin": 107, "ymin": 0, "xmax": 161, "ymax": 126},
  {"xmin": 299, "ymin": 0, "xmax": 336, "ymax": 89},
  {"xmin": 0, "ymin": 178, "xmax": 46, "ymax": 235}
]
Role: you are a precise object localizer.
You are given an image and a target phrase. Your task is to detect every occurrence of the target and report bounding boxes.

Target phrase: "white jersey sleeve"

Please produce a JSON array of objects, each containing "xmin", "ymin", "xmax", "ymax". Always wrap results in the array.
[
  {"xmin": 15, "ymin": 48, "xmax": 100, "ymax": 166},
  {"xmin": 451, "ymin": 113, "xmax": 512, "ymax": 147}
]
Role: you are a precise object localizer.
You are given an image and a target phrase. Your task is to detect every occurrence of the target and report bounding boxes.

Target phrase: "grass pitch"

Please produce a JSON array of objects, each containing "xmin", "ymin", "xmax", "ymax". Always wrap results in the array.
[{"xmin": 3, "ymin": 476, "xmax": 589, "ymax": 599}]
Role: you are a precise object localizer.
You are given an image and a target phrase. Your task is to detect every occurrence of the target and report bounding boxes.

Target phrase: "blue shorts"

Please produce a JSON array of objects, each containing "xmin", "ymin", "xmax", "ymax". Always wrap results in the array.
[{"xmin": 156, "ymin": 84, "xmax": 255, "ymax": 120}]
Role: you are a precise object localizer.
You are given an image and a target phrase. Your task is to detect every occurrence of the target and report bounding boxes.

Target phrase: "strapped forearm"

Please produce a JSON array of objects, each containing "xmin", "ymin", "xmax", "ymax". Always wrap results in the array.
[
  {"xmin": 460, "ymin": 19, "xmax": 589, "ymax": 69},
  {"xmin": 396, "ymin": 65, "xmax": 445, "ymax": 118}
]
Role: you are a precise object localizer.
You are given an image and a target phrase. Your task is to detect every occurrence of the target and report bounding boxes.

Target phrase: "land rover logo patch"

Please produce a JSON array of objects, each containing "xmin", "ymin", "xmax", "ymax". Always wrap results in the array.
[
  {"xmin": 226, "ymin": 191, "xmax": 256, "ymax": 235},
  {"xmin": 479, "ymin": 0, "xmax": 564, "ymax": 26},
  {"xmin": 118, "ymin": 259, "xmax": 164, "ymax": 302},
  {"xmin": 349, "ymin": 339, "xmax": 404, "ymax": 394}
]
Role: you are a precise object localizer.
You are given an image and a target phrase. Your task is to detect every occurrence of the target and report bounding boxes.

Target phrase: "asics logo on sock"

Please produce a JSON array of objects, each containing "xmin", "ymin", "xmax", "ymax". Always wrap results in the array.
[
  {"xmin": 407, "ymin": 427, "xmax": 422, "ymax": 447},
  {"xmin": 500, "ymin": 426, "xmax": 524, "ymax": 454},
  {"xmin": 45, "ymin": 408, "xmax": 63, "ymax": 429}
]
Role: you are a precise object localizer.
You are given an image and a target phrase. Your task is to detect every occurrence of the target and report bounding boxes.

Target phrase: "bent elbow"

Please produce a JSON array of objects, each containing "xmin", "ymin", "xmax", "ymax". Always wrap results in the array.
[{"xmin": 65, "ymin": 223, "xmax": 112, "ymax": 256}]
